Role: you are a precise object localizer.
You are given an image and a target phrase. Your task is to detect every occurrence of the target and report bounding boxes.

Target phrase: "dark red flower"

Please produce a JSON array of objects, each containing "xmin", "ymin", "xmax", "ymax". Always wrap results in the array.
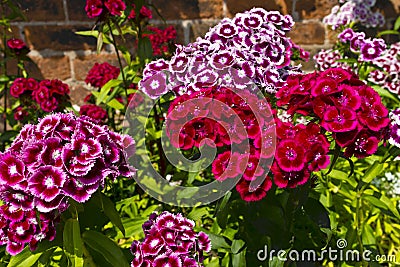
[
  {"xmin": 235, "ymin": 176, "xmax": 272, "ymax": 202},
  {"xmin": 322, "ymin": 106, "xmax": 358, "ymax": 132},
  {"xmin": 275, "ymin": 139, "xmax": 306, "ymax": 172}
]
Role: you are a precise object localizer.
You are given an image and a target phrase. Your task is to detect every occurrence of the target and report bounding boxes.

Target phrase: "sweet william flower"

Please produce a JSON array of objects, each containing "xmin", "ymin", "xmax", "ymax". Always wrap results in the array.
[
  {"xmin": 130, "ymin": 212, "xmax": 211, "ymax": 267},
  {"xmin": 0, "ymin": 112, "xmax": 136, "ymax": 255}
]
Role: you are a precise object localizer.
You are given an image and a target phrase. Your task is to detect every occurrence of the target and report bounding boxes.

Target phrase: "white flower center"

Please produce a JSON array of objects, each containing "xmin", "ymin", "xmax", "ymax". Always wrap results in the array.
[
  {"xmin": 16, "ymin": 226, "xmax": 25, "ymax": 235},
  {"xmin": 150, "ymin": 80, "xmax": 160, "ymax": 89},
  {"xmin": 44, "ymin": 176, "xmax": 54, "ymax": 187},
  {"xmin": 9, "ymin": 165, "xmax": 18, "ymax": 175}
]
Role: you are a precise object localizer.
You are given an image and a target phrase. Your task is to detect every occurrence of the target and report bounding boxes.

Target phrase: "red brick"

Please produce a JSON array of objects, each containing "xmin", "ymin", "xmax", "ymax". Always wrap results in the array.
[
  {"xmin": 67, "ymin": 0, "xmax": 93, "ymax": 21},
  {"xmin": 29, "ymin": 56, "xmax": 71, "ymax": 80},
  {"xmin": 152, "ymin": 0, "xmax": 223, "ymax": 20},
  {"xmin": 73, "ymin": 54, "xmax": 119, "ymax": 81},
  {"xmin": 24, "ymin": 25, "xmax": 96, "ymax": 51},
  {"xmin": 289, "ymin": 21, "xmax": 325, "ymax": 45},
  {"xmin": 12, "ymin": 0, "xmax": 65, "ymax": 21},
  {"xmin": 69, "ymin": 84, "xmax": 91, "ymax": 106},
  {"xmin": 225, "ymin": 0, "xmax": 288, "ymax": 17},
  {"xmin": 299, "ymin": 0, "xmax": 337, "ymax": 20},
  {"xmin": 189, "ymin": 21, "xmax": 218, "ymax": 42},
  {"xmin": 152, "ymin": 0, "xmax": 199, "ymax": 20}
]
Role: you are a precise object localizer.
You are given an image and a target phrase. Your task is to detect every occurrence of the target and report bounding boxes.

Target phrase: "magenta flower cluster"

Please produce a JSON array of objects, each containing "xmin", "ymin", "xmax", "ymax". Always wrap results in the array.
[
  {"xmin": 277, "ymin": 68, "xmax": 389, "ymax": 158},
  {"xmin": 144, "ymin": 26, "xmax": 177, "ymax": 56},
  {"xmin": 130, "ymin": 212, "xmax": 211, "ymax": 267},
  {"xmin": 6, "ymin": 38, "xmax": 28, "ymax": 56},
  {"xmin": 85, "ymin": 0, "xmax": 126, "ymax": 18},
  {"xmin": 140, "ymin": 8, "xmax": 302, "ymax": 98},
  {"xmin": 79, "ymin": 104, "xmax": 108, "ymax": 123},
  {"xmin": 10, "ymin": 78, "xmax": 70, "ymax": 113},
  {"xmin": 166, "ymin": 85, "xmax": 275, "ymax": 202},
  {"xmin": 368, "ymin": 42, "xmax": 400, "ymax": 95},
  {"xmin": 314, "ymin": 28, "xmax": 400, "ymax": 96},
  {"xmin": 271, "ymin": 119, "xmax": 330, "ymax": 188},
  {"xmin": 0, "ymin": 112, "xmax": 136, "ymax": 255},
  {"xmin": 85, "ymin": 62, "xmax": 120, "ymax": 88},
  {"xmin": 388, "ymin": 108, "xmax": 400, "ymax": 148},
  {"xmin": 323, "ymin": 0, "xmax": 385, "ymax": 29}
]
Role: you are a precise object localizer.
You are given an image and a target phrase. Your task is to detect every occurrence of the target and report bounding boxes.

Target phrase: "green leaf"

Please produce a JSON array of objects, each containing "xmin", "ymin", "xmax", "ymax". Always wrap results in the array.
[
  {"xmin": 8, "ymin": 247, "xmax": 42, "ymax": 267},
  {"xmin": 380, "ymin": 194, "xmax": 400, "ymax": 219},
  {"xmin": 96, "ymin": 79, "xmax": 122, "ymax": 105},
  {"xmin": 0, "ymin": 75, "xmax": 10, "ymax": 83},
  {"xmin": 75, "ymin": 30, "xmax": 100, "ymax": 37},
  {"xmin": 97, "ymin": 32, "xmax": 104, "ymax": 54},
  {"xmin": 203, "ymin": 232, "xmax": 231, "ymax": 250},
  {"xmin": 363, "ymin": 195, "xmax": 389, "ymax": 211},
  {"xmin": 63, "ymin": 218, "xmax": 83, "ymax": 267},
  {"xmin": 231, "ymin": 239, "xmax": 245, "ymax": 254},
  {"xmin": 106, "ymin": 98, "xmax": 125, "ymax": 110},
  {"xmin": 372, "ymin": 85, "xmax": 400, "ymax": 103},
  {"xmin": 394, "ymin": 16, "xmax": 400, "ymax": 31},
  {"xmin": 176, "ymin": 187, "xmax": 199, "ymax": 200},
  {"xmin": 82, "ymin": 230, "xmax": 129, "ymax": 267},
  {"xmin": 94, "ymin": 192, "xmax": 125, "ymax": 236},
  {"xmin": 232, "ymin": 248, "xmax": 246, "ymax": 267},
  {"xmin": 187, "ymin": 207, "xmax": 209, "ymax": 221},
  {"xmin": 325, "ymin": 144, "xmax": 341, "ymax": 176},
  {"xmin": 377, "ymin": 30, "xmax": 400, "ymax": 37},
  {"xmin": 137, "ymin": 37, "xmax": 153, "ymax": 61},
  {"xmin": 362, "ymin": 161, "xmax": 384, "ymax": 184}
]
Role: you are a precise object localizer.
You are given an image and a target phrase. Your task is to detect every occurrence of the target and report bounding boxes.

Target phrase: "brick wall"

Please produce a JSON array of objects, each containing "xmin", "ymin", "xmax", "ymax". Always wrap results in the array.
[{"xmin": 2, "ymin": 0, "xmax": 400, "ymax": 105}]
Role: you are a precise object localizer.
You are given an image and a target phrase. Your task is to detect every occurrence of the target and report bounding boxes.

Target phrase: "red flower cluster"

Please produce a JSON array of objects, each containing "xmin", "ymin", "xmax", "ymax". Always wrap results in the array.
[
  {"xmin": 143, "ymin": 26, "xmax": 177, "ymax": 56},
  {"xmin": 272, "ymin": 119, "xmax": 330, "ymax": 188},
  {"xmin": 85, "ymin": 0, "xmax": 126, "ymax": 18},
  {"xmin": 276, "ymin": 68, "xmax": 389, "ymax": 158},
  {"xmin": 6, "ymin": 38, "xmax": 28, "ymax": 55},
  {"xmin": 128, "ymin": 4, "xmax": 153, "ymax": 20},
  {"xmin": 79, "ymin": 104, "xmax": 108, "ymax": 123},
  {"xmin": 10, "ymin": 78, "xmax": 70, "ymax": 113},
  {"xmin": 166, "ymin": 86, "xmax": 275, "ymax": 202},
  {"xmin": 85, "ymin": 62, "xmax": 120, "ymax": 88}
]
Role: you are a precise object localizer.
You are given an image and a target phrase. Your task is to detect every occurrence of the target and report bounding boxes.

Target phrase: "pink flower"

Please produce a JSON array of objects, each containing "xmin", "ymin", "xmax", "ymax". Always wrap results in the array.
[
  {"xmin": 0, "ymin": 153, "xmax": 25, "ymax": 186},
  {"xmin": 28, "ymin": 166, "xmax": 66, "ymax": 202}
]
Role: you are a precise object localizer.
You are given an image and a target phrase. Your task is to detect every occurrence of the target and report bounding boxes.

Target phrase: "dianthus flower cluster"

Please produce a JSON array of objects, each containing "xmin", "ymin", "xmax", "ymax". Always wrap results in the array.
[
  {"xmin": 143, "ymin": 26, "xmax": 177, "ymax": 56},
  {"xmin": 79, "ymin": 104, "xmax": 108, "ymax": 123},
  {"xmin": 140, "ymin": 8, "xmax": 302, "ymax": 98},
  {"xmin": 323, "ymin": 0, "xmax": 385, "ymax": 30},
  {"xmin": 130, "ymin": 212, "xmax": 211, "ymax": 267},
  {"xmin": 338, "ymin": 28, "xmax": 386, "ymax": 62},
  {"xmin": 0, "ymin": 112, "xmax": 136, "ymax": 255},
  {"xmin": 367, "ymin": 42, "xmax": 400, "ymax": 95},
  {"xmin": 85, "ymin": 0, "xmax": 126, "ymax": 18},
  {"xmin": 127, "ymin": 4, "xmax": 153, "ymax": 20},
  {"xmin": 85, "ymin": 62, "xmax": 120, "ymax": 88},
  {"xmin": 277, "ymin": 68, "xmax": 389, "ymax": 158},
  {"xmin": 6, "ymin": 38, "xmax": 28, "ymax": 56},
  {"xmin": 10, "ymin": 78, "xmax": 70, "ymax": 113},
  {"xmin": 314, "ymin": 28, "xmax": 400, "ymax": 96},
  {"xmin": 271, "ymin": 119, "xmax": 330, "ymax": 188},
  {"xmin": 388, "ymin": 108, "xmax": 400, "ymax": 148},
  {"xmin": 313, "ymin": 49, "xmax": 351, "ymax": 71},
  {"xmin": 165, "ymin": 85, "xmax": 276, "ymax": 202}
]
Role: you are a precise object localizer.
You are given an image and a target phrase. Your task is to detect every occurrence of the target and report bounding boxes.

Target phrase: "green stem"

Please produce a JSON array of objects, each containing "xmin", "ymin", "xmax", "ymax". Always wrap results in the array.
[{"xmin": 107, "ymin": 20, "xmax": 129, "ymax": 99}]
